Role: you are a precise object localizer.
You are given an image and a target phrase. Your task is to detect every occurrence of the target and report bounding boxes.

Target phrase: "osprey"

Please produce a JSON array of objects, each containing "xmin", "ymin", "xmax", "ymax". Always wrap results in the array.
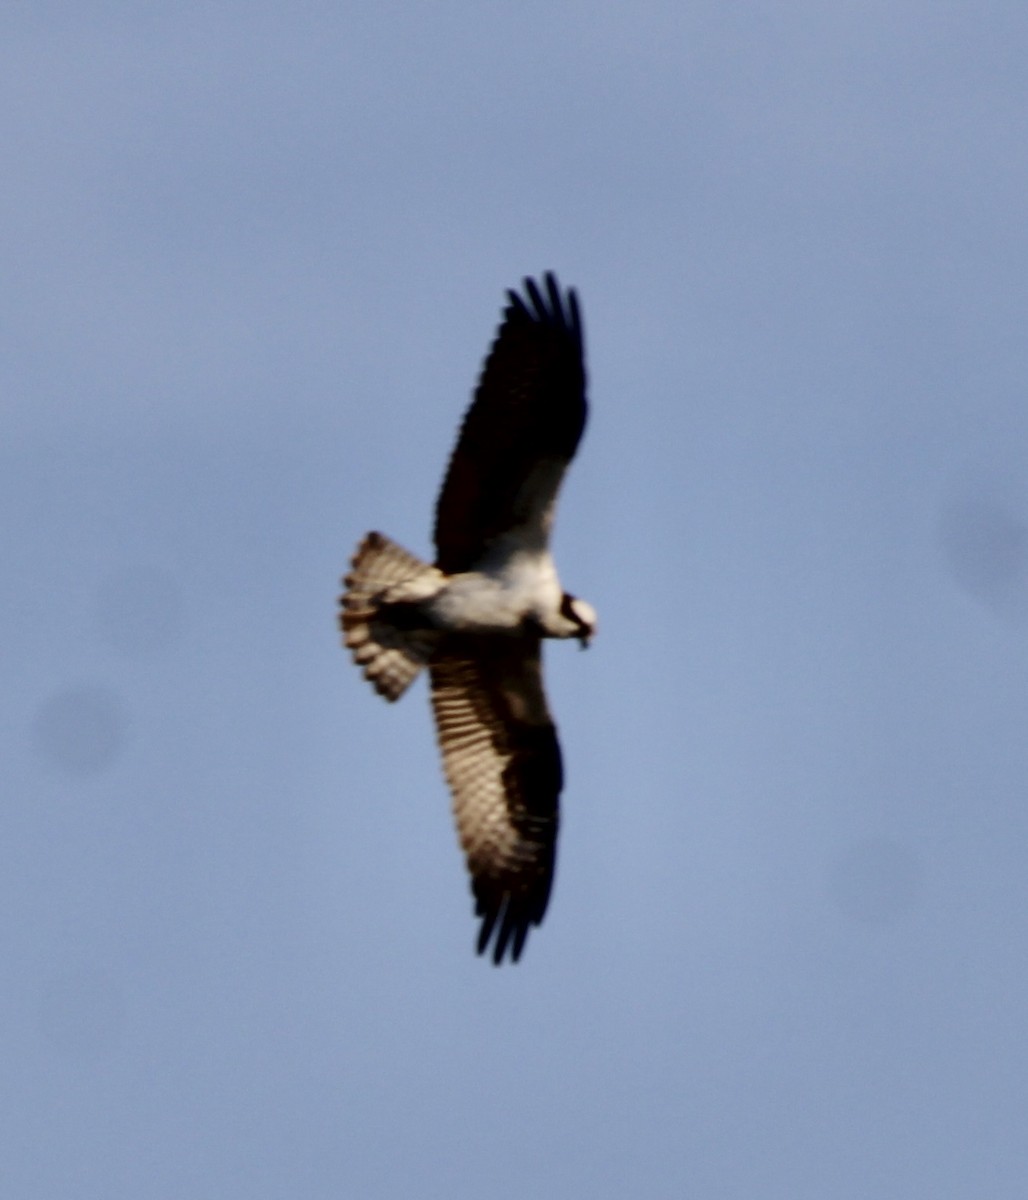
[{"xmin": 340, "ymin": 273, "xmax": 595, "ymax": 964}]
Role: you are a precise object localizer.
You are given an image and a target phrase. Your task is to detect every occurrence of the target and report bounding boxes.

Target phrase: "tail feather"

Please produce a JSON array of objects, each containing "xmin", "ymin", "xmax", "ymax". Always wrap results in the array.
[{"xmin": 340, "ymin": 532, "xmax": 443, "ymax": 701}]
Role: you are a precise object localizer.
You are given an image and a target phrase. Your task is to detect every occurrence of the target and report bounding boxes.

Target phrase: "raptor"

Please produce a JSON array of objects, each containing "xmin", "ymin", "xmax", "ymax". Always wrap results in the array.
[{"xmin": 340, "ymin": 273, "xmax": 595, "ymax": 964}]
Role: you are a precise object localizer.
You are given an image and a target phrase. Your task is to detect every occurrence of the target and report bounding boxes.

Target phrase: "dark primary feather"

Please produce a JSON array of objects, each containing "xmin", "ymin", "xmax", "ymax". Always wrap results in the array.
[
  {"xmin": 429, "ymin": 639, "xmax": 561, "ymax": 965},
  {"xmin": 433, "ymin": 272, "xmax": 587, "ymax": 573}
]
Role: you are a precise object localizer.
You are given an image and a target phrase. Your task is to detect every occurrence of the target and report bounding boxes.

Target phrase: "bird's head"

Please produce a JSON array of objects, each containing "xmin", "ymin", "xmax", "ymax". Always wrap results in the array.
[{"xmin": 560, "ymin": 593, "xmax": 597, "ymax": 649}]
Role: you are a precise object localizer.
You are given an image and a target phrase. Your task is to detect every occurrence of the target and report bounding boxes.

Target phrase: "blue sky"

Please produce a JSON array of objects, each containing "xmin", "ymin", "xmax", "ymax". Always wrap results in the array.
[{"xmin": 5, "ymin": 4, "xmax": 1028, "ymax": 1197}]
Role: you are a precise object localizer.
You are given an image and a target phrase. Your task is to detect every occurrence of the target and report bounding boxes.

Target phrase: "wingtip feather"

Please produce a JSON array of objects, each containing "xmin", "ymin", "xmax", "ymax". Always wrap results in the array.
[{"xmin": 474, "ymin": 889, "xmax": 545, "ymax": 966}]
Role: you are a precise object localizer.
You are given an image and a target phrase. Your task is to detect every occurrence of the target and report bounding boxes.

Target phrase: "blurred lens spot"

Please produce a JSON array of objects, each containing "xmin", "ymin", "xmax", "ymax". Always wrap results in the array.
[
  {"xmin": 32, "ymin": 685, "xmax": 128, "ymax": 776},
  {"xmin": 940, "ymin": 501, "xmax": 1028, "ymax": 623},
  {"xmin": 827, "ymin": 838, "xmax": 921, "ymax": 924},
  {"xmin": 96, "ymin": 564, "xmax": 184, "ymax": 656},
  {"xmin": 38, "ymin": 966, "xmax": 127, "ymax": 1056}
]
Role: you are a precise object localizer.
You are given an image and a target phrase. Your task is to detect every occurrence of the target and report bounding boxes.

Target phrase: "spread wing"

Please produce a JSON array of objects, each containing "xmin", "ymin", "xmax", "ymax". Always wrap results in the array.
[
  {"xmin": 433, "ymin": 273, "xmax": 587, "ymax": 573},
  {"xmin": 429, "ymin": 637, "xmax": 561, "ymax": 964}
]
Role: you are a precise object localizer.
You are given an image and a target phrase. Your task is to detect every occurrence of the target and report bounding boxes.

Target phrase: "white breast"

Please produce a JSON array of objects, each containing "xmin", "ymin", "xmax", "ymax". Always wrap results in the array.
[{"xmin": 428, "ymin": 545, "xmax": 563, "ymax": 635}]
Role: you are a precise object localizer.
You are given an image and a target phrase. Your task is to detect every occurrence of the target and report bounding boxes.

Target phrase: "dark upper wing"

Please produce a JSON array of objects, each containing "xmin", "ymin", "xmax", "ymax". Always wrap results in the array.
[
  {"xmin": 429, "ymin": 637, "xmax": 561, "ymax": 964},
  {"xmin": 433, "ymin": 273, "xmax": 587, "ymax": 573}
]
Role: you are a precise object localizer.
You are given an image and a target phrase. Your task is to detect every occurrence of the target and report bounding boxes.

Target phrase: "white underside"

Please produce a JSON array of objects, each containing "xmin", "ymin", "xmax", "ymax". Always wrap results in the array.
[{"xmin": 426, "ymin": 543, "xmax": 566, "ymax": 637}]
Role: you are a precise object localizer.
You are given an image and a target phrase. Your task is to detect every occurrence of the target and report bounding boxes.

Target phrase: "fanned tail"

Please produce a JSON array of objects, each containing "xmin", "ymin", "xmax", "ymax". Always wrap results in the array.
[{"xmin": 340, "ymin": 532, "xmax": 443, "ymax": 701}]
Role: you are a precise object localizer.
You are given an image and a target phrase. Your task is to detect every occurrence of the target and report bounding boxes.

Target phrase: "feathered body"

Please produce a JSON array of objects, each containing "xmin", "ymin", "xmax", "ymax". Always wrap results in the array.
[{"xmin": 340, "ymin": 274, "xmax": 595, "ymax": 964}]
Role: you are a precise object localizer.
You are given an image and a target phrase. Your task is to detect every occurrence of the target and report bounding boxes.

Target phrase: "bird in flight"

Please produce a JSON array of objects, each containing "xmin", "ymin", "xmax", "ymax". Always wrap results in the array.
[{"xmin": 340, "ymin": 273, "xmax": 595, "ymax": 964}]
